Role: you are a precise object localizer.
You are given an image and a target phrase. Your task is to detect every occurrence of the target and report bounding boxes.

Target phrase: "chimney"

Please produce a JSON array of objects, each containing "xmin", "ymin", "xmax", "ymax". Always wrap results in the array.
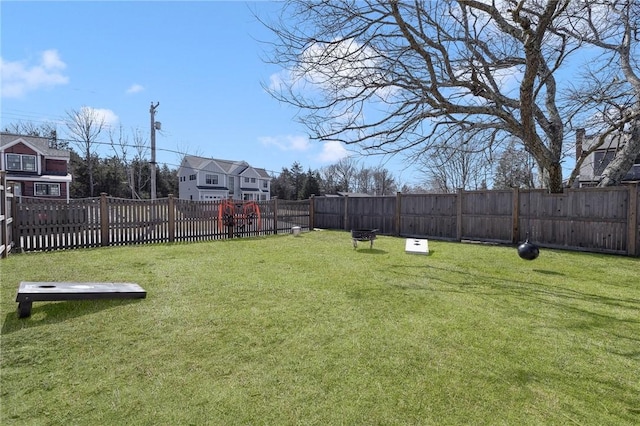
[{"xmin": 576, "ymin": 128, "xmax": 585, "ymax": 159}]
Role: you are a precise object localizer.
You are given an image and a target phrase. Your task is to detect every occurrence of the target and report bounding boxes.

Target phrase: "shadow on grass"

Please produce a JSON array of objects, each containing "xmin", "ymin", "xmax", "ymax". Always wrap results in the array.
[
  {"xmin": 533, "ymin": 269, "xmax": 566, "ymax": 276},
  {"xmin": 354, "ymin": 248, "xmax": 388, "ymax": 254},
  {"xmin": 1, "ymin": 299, "xmax": 144, "ymax": 335},
  {"xmin": 386, "ymin": 263, "xmax": 640, "ymax": 324}
]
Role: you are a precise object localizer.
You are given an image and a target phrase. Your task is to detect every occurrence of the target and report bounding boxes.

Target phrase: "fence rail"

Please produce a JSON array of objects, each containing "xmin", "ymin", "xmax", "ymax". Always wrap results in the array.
[{"xmin": 4, "ymin": 185, "xmax": 640, "ymax": 257}]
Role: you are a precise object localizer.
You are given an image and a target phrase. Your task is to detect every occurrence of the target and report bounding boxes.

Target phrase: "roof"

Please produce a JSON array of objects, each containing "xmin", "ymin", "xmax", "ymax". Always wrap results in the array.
[
  {"xmin": 582, "ymin": 131, "xmax": 632, "ymax": 151},
  {"xmin": 336, "ymin": 192, "xmax": 372, "ymax": 197},
  {"xmin": 1, "ymin": 132, "xmax": 70, "ymax": 160},
  {"xmin": 181, "ymin": 154, "xmax": 270, "ymax": 179}
]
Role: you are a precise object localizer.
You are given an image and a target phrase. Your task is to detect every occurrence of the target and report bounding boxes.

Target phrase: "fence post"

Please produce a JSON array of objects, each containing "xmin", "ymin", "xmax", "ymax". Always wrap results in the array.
[
  {"xmin": 343, "ymin": 195, "xmax": 349, "ymax": 231},
  {"xmin": 456, "ymin": 188, "xmax": 463, "ymax": 241},
  {"xmin": 273, "ymin": 198, "xmax": 278, "ymax": 235},
  {"xmin": 0, "ymin": 171, "xmax": 6, "ymax": 258},
  {"xmin": 628, "ymin": 183, "xmax": 638, "ymax": 256},
  {"xmin": 512, "ymin": 187, "xmax": 520, "ymax": 244},
  {"xmin": 11, "ymin": 190, "xmax": 20, "ymax": 252},
  {"xmin": 395, "ymin": 192, "xmax": 402, "ymax": 237},
  {"xmin": 100, "ymin": 193, "xmax": 109, "ymax": 246},
  {"xmin": 168, "ymin": 194, "xmax": 175, "ymax": 242},
  {"xmin": 309, "ymin": 195, "xmax": 315, "ymax": 230}
]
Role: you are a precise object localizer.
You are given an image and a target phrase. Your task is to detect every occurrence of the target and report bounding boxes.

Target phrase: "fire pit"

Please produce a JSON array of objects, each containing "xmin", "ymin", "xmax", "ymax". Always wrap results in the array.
[{"xmin": 351, "ymin": 229, "xmax": 378, "ymax": 249}]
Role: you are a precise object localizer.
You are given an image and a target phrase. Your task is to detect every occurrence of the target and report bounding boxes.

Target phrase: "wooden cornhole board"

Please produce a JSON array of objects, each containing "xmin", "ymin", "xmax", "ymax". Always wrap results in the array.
[
  {"xmin": 405, "ymin": 238, "xmax": 429, "ymax": 255},
  {"xmin": 16, "ymin": 281, "xmax": 147, "ymax": 318}
]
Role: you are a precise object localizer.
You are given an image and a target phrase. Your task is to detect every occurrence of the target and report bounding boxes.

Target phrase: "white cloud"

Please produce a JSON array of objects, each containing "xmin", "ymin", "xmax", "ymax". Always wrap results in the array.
[
  {"xmin": 317, "ymin": 140, "xmax": 349, "ymax": 163},
  {"xmin": 126, "ymin": 83, "xmax": 144, "ymax": 94},
  {"xmin": 259, "ymin": 134, "xmax": 311, "ymax": 151},
  {"xmin": 0, "ymin": 49, "xmax": 69, "ymax": 98},
  {"xmin": 80, "ymin": 106, "xmax": 119, "ymax": 127},
  {"xmin": 267, "ymin": 72, "xmax": 287, "ymax": 92},
  {"xmin": 42, "ymin": 49, "xmax": 66, "ymax": 69},
  {"xmin": 299, "ymin": 38, "xmax": 380, "ymax": 89},
  {"xmin": 271, "ymin": 38, "xmax": 397, "ymax": 102}
]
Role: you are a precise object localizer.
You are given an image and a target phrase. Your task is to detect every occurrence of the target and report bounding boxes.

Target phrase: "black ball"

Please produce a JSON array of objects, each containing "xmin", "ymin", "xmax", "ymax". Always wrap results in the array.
[{"xmin": 517, "ymin": 241, "xmax": 539, "ymax": 260}]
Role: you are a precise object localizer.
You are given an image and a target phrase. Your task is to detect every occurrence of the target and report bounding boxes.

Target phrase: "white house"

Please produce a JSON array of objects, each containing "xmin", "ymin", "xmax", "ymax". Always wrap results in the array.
[
  {"xmin": 178, "ymin": 155, "xmax": 271, "ymax": 201},
  {"xmin": 575, "ymin": 128, "xmax": 640, "ymax": 187}
]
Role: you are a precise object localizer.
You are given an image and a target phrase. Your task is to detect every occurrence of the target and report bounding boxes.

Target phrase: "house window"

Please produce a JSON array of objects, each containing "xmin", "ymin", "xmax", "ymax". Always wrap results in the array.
[
  {"xmin": 244, "ymin": 177, "xmax": 250, "ymax": 183},
  {"xmin": 228, "ymin": 176, "xmax": 234, "ymax": 194},
  {"xmin": 251, "ymin": 177, "xmax": 256, "ymax": 183},
  {"xmin": 6, "ymin": 153, "xmax": 37, "ymax": 172},
  {"xmin": 262, "ymin": 180, "xmax": 268, "ymax": 189},
  {"xmin": 189, "ymin": 174, "xmax": 196, "ymax": 181},
  {"xmin": 205, "ymin": 174, "xmax": 219, "ymax": 185},
  {"xmin": 10, "ymin": 182, "xmax": 22, "ymax": 197},
  {"xmin": 35, "ymin": 183, "xmax": 60, "ymax": 196},
  {"xmin": 593, "ymin": 150, "xmax": 616, "ymax": 176}
]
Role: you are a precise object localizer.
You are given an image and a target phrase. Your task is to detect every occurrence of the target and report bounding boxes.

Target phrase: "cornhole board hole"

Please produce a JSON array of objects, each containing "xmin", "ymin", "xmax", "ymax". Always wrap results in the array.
[
  {"xmin": 16, "ymin": 281, "xmax": 147, "ymax": 318},
  {"xmin": 405, "ymin": 238, "xmax": 429, "ymax": 255}
]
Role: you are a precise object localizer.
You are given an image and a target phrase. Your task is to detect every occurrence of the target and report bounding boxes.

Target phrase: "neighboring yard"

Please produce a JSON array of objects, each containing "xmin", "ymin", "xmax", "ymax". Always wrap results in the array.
[{"xmin": 1, "ymin": 230, "xmax": 639, "ymax": 425}]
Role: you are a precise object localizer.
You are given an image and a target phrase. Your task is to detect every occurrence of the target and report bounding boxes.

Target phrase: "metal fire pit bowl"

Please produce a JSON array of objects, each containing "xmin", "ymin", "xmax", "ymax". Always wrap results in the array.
[{"xmin": 351, "ymin": 229, "xmax": 378, "ymax": 249}]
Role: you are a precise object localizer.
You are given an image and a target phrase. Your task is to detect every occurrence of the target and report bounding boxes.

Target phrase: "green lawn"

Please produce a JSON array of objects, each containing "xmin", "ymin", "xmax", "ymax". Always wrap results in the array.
[{"xmin": 1, "ymin": 230, "xmax": 639, "ymax": 425}]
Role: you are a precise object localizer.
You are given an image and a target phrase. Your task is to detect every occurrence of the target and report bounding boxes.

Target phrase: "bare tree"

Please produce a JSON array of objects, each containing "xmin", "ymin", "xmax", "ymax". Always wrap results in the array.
[
  {"xmin": 399, "ymin": 183, "xmax": 430, "ymax": 194},
  {"xmin": 3, "ymin": 121, "xmax": 65, "ymax": 148},
  {"xmin": 353, "ymin": 164, "xmax": 397, "ymax": 194},
  {"xmin": 354, "ymin": 164, "xmax": 374, "ymax": 194},
  {"xmin": 557, "ymin": 0, "xmax": 640, "ymax": 187},
  {"xmin": 131, "ymin": 129, "xmax": 150, "ymax": 198},
  {"xmin": 263, "ymin": 1, "xmax": 639, "ymax": 190},
  {"xmin": 493, "ymin": 139, "xmax": 535, "ymax": 189},
  {"xmin": 318, "ymin": 165, "xmax": 341, "ymax": 194},
  {"xmin": 4, "ymin": 121, "xmax": 54, "ymax": 137},
  {"xmin": 109, "ymin": 125, "xmax": 149, "ymax": 199},
  {"xmin": 262, "ymin": 0, "xmax": 586, "ymax": 192},
  {"xmin": 334, "ymin": 157, "xmax": 359, "ymax": 192},
  {"xmin": 65, "ymin": 107, "xmax": 106, "ymax": 196},
  {"xmin": 372, "ymin": 166, "xmax": 397, "ymax": 195},
  {"xmin": 418, "ymin": 135, "xmax": 493, "ymax": 193}
]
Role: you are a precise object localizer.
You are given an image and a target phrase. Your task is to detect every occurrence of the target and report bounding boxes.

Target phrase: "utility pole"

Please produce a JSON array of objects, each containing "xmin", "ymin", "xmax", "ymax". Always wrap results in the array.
[{"xmin": 150, "ymin": 102, "xmax": 160, "ymax": 200}]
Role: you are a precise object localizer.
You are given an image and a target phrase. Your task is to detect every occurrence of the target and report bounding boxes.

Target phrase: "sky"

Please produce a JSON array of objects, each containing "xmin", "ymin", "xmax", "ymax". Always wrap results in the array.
[{"xmin": 1, "ymin": 1, "xmax": 421, "ymax": 184}]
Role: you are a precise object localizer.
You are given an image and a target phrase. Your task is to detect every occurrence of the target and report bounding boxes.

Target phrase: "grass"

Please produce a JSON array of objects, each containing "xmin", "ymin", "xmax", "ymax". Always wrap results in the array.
[{"xmin": 1, "ymin": 230, "xmax": 639, "ymax": 425}]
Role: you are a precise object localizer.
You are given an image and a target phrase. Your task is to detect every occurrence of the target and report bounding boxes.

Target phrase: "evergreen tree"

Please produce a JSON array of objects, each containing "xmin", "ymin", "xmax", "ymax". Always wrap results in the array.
[
  {"xmin": 157, "ymin": 164, "xmax": 178, "ymax": 197},
  {"xmin": 271, "ymin": 168, "xmax": 295, "ymax": 199},
  {"xmin": 291, "ymin": 161, "xmax": 305, "ymax": 199},
  {"xmin": 69, "ymin": 150, "xmax": 90, "ymax": 198},
  {"xmin": 301, "ymin": 169, "xmax": 321, "ymax": 199}
]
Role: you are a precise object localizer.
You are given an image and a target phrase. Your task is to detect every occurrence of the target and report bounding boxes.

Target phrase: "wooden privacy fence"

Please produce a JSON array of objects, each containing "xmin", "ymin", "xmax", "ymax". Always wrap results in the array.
[
  {"xmin": 5, "ymin": 186, "xmax": 640, "ymax": 256},
  {"xmin": 12, "ymin": 194, "xmax": 311, "ymax": 252},
  {"xmin": 312, "ymin": 185, "xmax": 640, "ymax": 256}
]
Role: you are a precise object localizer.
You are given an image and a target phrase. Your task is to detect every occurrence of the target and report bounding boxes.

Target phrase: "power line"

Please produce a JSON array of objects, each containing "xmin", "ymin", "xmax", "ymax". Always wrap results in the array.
[{"xmin": 2, "ymin": 109, "xmax": 287, "ymax": 176}]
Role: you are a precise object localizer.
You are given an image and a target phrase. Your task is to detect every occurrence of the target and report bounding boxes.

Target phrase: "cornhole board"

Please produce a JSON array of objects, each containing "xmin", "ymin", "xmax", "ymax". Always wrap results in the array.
[
  {"xmin": 405, "ymin": 238, "xmax": 429, "ymax": 255},
  {"xmin": 16, "ymin": 281, "xmax": 147, "ymax": 318}
]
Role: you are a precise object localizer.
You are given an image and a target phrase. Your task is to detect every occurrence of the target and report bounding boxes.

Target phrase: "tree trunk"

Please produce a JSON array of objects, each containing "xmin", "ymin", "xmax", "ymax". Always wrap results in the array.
[{"xmin": 599, "ymin": 119, "xmax": 640, "ymax": 186}]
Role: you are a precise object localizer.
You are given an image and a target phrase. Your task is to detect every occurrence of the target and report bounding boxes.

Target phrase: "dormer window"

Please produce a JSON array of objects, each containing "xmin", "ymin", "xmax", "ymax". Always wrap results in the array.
[{"xmin": 6, "ymin": 153, "xmax": 36, "ymax": 172}]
